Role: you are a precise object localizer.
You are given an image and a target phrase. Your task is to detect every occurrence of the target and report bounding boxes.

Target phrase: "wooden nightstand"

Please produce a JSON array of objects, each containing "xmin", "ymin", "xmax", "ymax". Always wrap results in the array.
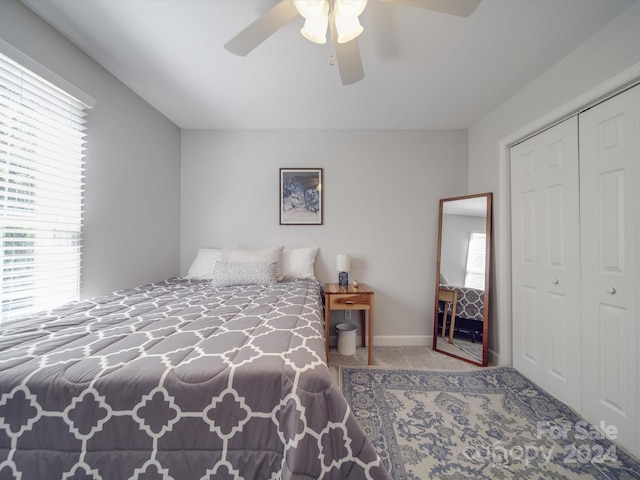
[{"xmin": 324, "ymin": 283, "xmax": 375, "ymax": 365}]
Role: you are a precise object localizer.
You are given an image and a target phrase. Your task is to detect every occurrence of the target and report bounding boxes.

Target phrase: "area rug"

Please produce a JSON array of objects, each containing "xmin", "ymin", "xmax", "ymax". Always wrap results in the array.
[{"xmin": 340, "ymin": 366, "xmax": 640, "ymax": 480}]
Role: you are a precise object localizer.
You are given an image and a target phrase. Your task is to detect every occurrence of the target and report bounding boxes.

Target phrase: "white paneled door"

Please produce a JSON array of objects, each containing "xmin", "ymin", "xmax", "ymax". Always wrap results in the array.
[
  {"xmin": 579, "ymin": 85, "xmax": 639, "ymax": 456},
  {"xmin": 511, "ymin": 84, "xmax": 640, "ymax": 458},
  {"xmin": 510, "ymin": 117, "xmax": 581, "ymax": 411}
]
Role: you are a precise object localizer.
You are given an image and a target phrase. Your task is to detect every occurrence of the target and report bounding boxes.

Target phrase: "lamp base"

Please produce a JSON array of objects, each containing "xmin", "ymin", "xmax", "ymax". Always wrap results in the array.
[{"xmin": 338, "ymin": 271, "xmax": 349, "ymax": 287}]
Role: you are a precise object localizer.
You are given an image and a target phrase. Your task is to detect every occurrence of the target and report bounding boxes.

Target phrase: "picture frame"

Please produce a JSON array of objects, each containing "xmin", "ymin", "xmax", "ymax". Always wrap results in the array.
[{"xmin": 279, "ymin": 168, "xmax": 323, "ymax": 225}]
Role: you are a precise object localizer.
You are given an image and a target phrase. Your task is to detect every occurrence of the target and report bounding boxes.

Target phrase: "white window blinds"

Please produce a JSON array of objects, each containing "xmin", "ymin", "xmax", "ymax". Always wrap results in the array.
[
  {"xmin": 464, "ymin": 232, "xmax": 486, "ymax": 290},
  {"xmin": 0, "ymin": 51, "xmax": 91, "ymax": 321}
]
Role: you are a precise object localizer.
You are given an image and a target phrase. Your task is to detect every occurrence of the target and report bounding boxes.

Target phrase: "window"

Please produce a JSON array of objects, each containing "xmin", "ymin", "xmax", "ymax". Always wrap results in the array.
[
  {"xmin": 464, "ymin": 232, "xmax": 486, "ymax": 289},
  {"xmin": 0, "ymin": 50, "xmax": 92, "ymax": 322}
]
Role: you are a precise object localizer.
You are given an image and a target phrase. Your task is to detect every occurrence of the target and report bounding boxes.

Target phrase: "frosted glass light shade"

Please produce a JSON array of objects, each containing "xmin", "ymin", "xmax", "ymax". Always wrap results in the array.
[
  {"xmin": 294, "ymin": 0, "xmax": 329, "ymax": 44},
  {"xmin": 336, "ymin": 254, "xmax": 351, "ymax": 272},
  {"xmin": 294, "ymin": 0, "xmax": 328, "ymax": 17},
  {"xmin": 335, "ymin": 15, "xmax": 363, "ymax": 43},
  {"xmin": 334, "ymin": 0, "xmax": 367, "ymax": 43},
  {"xmin": 334, "ymin": 0, "xmax": 368, "ymax": 17},
  {"xmin": 301, "ymin": 15, "xmax": 329, "ymax": 44}
]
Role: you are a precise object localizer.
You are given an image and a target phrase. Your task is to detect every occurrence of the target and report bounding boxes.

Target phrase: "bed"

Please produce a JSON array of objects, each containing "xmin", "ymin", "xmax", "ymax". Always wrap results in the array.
[
  {"xmin": 437, "ymin": 285, "xmax": 485, "ymax": 341},
  {"xmin": 0, "ymin": 258, "xmax": 391, "ymax": 479}
]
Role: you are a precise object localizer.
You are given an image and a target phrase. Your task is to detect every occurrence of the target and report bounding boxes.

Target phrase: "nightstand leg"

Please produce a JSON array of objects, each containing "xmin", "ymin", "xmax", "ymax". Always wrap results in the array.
[
  {"xmin": 368, "ymin": 306, "xmax": 374, "ymax": 365},
  {"xmin": 324, "ymin": 303, "xmax": 330, "ymax": 361},
  {"xmin": 361, "ymin": 310, "xmax": 366, "ymax": 347}
]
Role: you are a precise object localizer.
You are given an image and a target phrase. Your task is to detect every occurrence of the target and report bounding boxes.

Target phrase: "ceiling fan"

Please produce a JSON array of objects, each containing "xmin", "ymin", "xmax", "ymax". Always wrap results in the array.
[{"xmin": 224, "ymin": 0, "xmax": 481, "ymax": 85}]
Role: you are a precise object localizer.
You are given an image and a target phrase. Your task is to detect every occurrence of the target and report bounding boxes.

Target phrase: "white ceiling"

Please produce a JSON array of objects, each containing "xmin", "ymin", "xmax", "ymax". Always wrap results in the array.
[{"xmin": 23, "ymin": 0, "xmax": 637, "ymax": 129}]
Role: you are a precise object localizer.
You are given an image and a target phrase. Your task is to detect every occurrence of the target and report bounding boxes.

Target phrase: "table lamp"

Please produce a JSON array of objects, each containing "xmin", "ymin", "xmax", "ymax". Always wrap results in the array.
[{"xmin": 336, "ymin": 254, "xmax": 351, "ymax": 286}]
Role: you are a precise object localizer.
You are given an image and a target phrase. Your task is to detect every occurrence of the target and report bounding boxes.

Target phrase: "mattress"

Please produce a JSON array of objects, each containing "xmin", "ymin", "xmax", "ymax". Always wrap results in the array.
[{"xmin": 0, "ymin": 277, "xmax": 390, "ymax": 479}]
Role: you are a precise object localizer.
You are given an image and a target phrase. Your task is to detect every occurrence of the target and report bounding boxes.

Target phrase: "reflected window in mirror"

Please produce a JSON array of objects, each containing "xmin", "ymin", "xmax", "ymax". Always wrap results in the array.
[{"xmin": 465, "ymin": 232, "xmax": 486, "ymax": 289}]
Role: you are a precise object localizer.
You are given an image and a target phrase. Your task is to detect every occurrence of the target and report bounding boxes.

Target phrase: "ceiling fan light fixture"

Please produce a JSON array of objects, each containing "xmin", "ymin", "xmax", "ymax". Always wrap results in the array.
[
  {"xmin": 334, "ymin": 0, "xmax": 367, "ymax": 43},
  {"xmin": 335, "ymin": 15, "xmax": 363, "ymax": 43},
  {"xmin": 334, "ymin": 0, "xmax": 368, "ymax": 18},
  {"xmin": 293, "ymin": 0, "xmax": 328, "ymax": 17},
  {"xmin": 301, "ymin": 15, "xmax": 329, "ymax": 44},
  {"xmin": 294, "ymin": 0, "xmax": 330, "ymax": 43}
]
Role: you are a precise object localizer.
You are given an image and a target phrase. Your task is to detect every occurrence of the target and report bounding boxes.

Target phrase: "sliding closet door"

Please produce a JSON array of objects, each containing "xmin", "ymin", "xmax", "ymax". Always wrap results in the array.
[
  {"xmin": 579, "ymin": 85, "xmax": 639, "ymax": 455},
  {"xmin": 510, "ymin": 117, "xmax": 581, "ymax": 410}
]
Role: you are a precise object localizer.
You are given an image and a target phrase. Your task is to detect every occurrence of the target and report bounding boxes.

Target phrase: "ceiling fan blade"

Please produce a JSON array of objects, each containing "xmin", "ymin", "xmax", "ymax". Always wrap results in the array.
[
  {"xmin": 330, "ymin": 18, "xmax": 365, "ymax": 85},
  {"xmin": 379, "ymin": 0, "xmax": 481, "ymax": 17},
  {"xmin": 224, "ymin": 1, "xmax": 299, "ymax": 56}
]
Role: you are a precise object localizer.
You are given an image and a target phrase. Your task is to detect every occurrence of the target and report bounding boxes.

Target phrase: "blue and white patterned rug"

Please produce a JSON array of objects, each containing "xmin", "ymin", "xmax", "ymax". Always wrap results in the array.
[{"xmin": 340, "ymin": 366, "xmax": 640, "ymax": 479}]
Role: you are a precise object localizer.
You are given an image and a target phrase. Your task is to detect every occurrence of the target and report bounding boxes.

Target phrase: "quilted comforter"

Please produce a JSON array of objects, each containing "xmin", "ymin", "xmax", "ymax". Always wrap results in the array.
[
  {"xmin": 0, "ymin": 278, "xmax": 390, "ymax": 479},
  {"xmin": 438, "ymin": 285, "xmax": 485, "ymax": 321}
]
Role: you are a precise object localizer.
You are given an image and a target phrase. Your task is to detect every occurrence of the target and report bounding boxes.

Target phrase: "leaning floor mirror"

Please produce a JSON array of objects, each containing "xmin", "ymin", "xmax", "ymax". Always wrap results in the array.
[{"xmin": 433, "ymin": 192, "xmax": 492, "ymax": 366}]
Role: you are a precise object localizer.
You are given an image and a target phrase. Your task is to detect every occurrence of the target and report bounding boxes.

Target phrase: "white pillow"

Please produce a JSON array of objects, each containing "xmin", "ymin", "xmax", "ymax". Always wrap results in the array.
[
  {"xmin": 221, "ymin": 246, "xmax": 284, "ymax": 280},
  {"xmin": 186, "ymin": 248, "xmax": 222, "ymax": 279},
  {"xmin": 210, "ymin": 261, "xmax": 278, "ymax": 287},
  {"xmin": 282, "ymin": 247, "xmax": 318, "ymax": 279}
]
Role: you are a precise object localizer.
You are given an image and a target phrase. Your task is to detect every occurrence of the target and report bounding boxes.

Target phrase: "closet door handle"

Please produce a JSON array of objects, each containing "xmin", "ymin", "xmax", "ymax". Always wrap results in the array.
[
  {"xmin": 552, "ymin": 278, "xmax": 559, "ymax": 285},
  {"xmin": 607, "ymin": 287, "xmax": 616, "ymax": 295}
]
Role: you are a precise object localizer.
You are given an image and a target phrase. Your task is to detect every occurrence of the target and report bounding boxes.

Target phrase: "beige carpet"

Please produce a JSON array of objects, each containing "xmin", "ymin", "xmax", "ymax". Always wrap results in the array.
[{"xmin": 327, "ymin": 345, "xmax": 478, "ymax": 383}]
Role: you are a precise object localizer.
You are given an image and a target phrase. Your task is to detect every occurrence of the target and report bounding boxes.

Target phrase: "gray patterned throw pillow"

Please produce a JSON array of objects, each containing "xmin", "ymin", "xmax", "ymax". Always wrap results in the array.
[{"xmin": 210, "ymin": 261, "xmax": 278, "ymax": 287}]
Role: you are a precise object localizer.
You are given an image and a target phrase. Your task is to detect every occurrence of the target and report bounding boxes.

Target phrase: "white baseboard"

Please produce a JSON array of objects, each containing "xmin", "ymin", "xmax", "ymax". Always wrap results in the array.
[
  {"xmin": 329, "ymin": 334, "xmax": 504, "ymax": 366},
  {"xmin": 487, "ymin": 348, "xmax": 502, "ymax": 366},
  {"xmin": 374, "ymin": 335, "xmax": 431, "ymax": 347},
  {"xmin": 328, "ymin": 335, "xmax": 432, "ymax": 347}
]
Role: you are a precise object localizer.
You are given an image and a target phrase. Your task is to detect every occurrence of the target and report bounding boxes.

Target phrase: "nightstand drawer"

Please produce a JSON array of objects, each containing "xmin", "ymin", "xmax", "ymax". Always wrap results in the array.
[{"xmin": 329, "ymin": 294, "xmax": 371, "ymax": 310}]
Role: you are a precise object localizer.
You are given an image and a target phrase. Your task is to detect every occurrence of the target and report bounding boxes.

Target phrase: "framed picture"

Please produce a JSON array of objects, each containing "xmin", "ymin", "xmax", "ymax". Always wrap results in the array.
[{"xmin": 280, "ymin": 168, "xmax": 323, "ymax": 225}]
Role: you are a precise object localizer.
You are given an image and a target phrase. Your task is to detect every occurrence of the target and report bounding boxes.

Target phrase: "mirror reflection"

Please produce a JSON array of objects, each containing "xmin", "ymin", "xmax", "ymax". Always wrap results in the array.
[{"xmin": 433, "ymin": 193, "xmax": 492, "ymax": 366}]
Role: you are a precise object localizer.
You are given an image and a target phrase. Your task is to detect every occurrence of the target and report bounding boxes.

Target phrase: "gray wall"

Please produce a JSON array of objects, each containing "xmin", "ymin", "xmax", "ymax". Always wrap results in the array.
[
  {"xmin": 181, "ymin": 129, "xmax": 468, "ymax": 344},
  {"xmin": 0, "ymin": 0, "xmax": 181, "ymax": 298},
  {"xmin": 468, "ymin": 1, "xmax": 640, "ymax": 365}
]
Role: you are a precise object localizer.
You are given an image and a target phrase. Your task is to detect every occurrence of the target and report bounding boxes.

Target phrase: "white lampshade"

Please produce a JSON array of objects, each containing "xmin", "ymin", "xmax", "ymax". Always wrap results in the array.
[
  {"xmin": 334, "ymin": 0, "xmax": 368, "ymax": 17},
  {"xmin": 334, "ymin": 0, "xmax": 367, "ymax": 43},
  {"xmin": 334, "ymin": 15, "xmax": 363, "ymax": 43},
  {"xmin": 301, "ymin": 15, "xmax": 329, "ymax": 44},
  {"xmin": 294, "ymin": 0, "xmax": 329, "ymax": 44},
  {"xmin": 336, "ymin": 254, "xmax": 351, "ymax": 272},
  {"xmin": 294, "ymin": 0, "xmax": 328, "ymax": 17}
]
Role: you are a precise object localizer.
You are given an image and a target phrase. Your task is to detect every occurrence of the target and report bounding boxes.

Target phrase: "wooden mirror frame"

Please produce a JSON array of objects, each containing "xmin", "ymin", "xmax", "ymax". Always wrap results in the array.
[{"xmin": 432, "ymin": 192, "xmax": 492, "ymax": 366}]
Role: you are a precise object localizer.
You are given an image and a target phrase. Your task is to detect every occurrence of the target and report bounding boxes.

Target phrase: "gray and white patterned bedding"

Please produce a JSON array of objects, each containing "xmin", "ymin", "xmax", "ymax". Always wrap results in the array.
[
  {"xmin": 438, "ymin": 285, "xmax": 485, "ymax": 321},
  {"xmin": 0, "ymin": 278, "xmax": 391, "ymax": 479}
]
